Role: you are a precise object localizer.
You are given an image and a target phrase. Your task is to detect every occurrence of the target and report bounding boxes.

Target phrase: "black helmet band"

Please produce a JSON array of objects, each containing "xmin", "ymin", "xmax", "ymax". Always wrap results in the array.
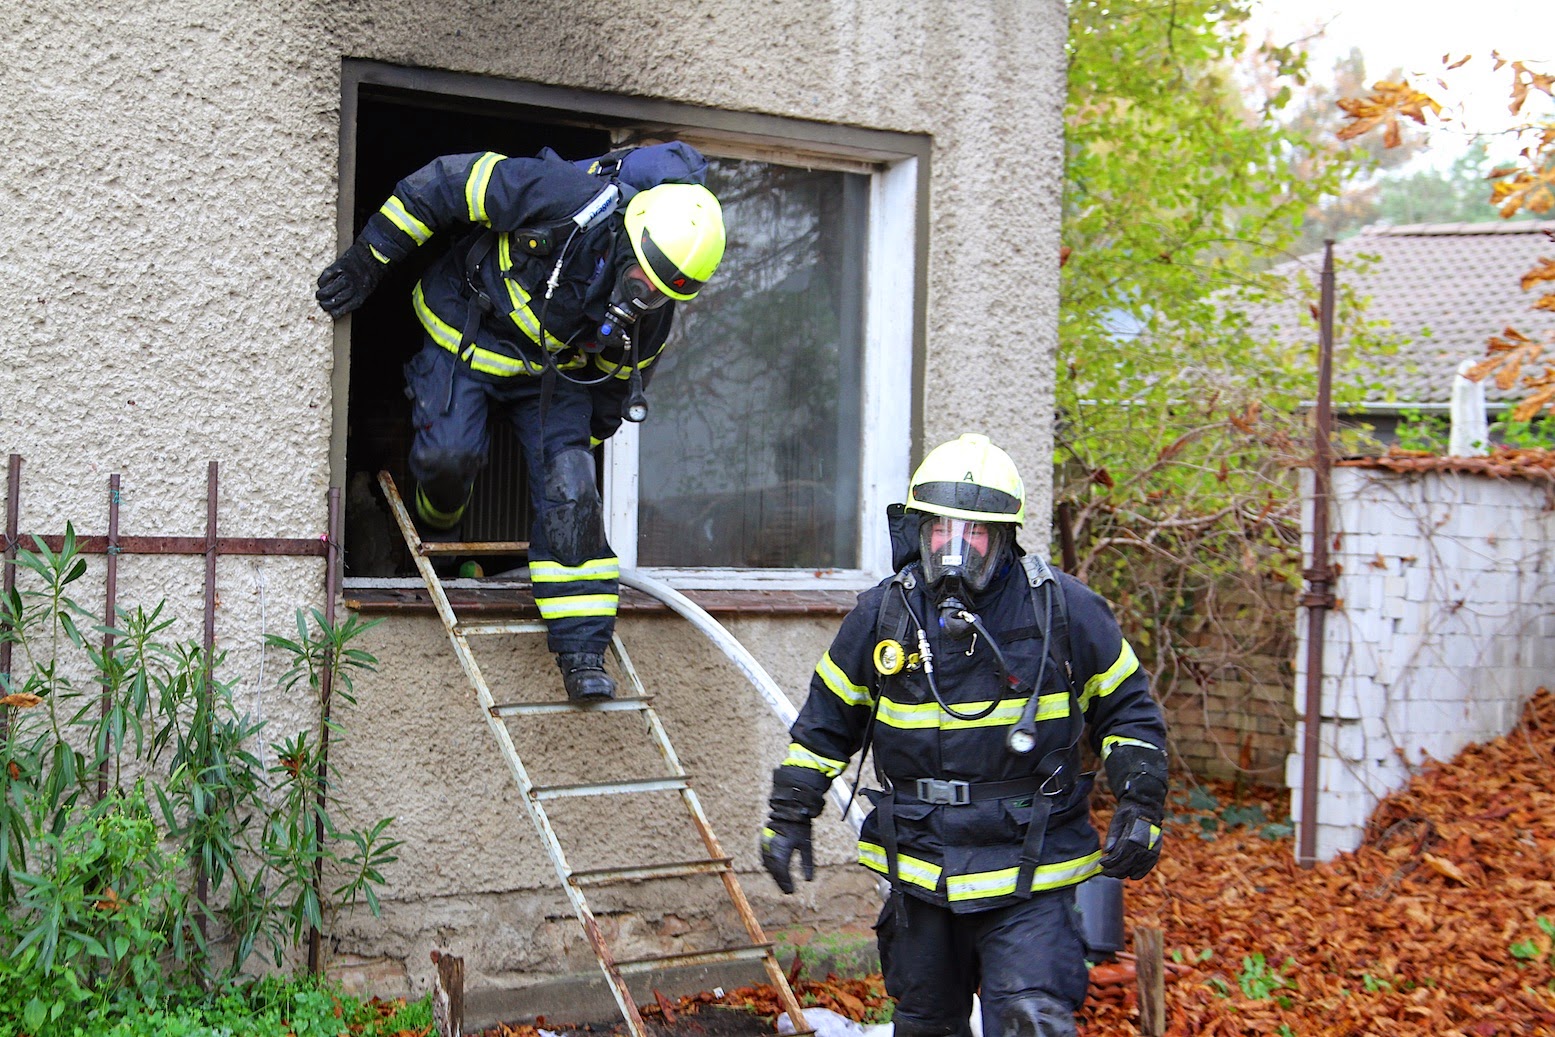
[
  {"xmin": 911, "ymin": 481, "xmax": 1022, "ymax": 519},
  {"xmin": 638, "ymin": 227, "xmax": 705, "ymax": 297}
]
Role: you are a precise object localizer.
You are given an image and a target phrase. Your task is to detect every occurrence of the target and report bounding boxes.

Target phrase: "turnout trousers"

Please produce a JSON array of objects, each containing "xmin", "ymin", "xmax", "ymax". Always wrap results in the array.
[
  {"xmin": 876, "ymin": 887, "xmax": 1088, "ymax": 1037},
  {"xmin": 404, "ymin": 341, "xmax": 618, "ymax": 655}
]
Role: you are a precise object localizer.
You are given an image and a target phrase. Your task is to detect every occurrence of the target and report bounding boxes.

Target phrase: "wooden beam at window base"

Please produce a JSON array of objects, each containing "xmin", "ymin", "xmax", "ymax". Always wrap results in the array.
[
  {"xmin": 18, "ymin": 535, "xmax": 329, "ymax": 557},
  {"xmin": 345, "ymin": 585, "xmax": 856, "ymax": 616}
]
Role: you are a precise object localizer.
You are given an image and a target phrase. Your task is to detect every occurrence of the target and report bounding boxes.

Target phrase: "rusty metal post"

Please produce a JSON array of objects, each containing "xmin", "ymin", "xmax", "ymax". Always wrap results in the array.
[
  {"xmin": 197, "ymin": 461, "xmax": 219, "ymax": 928},
  {"xmin": 1056, "ymin": 501, "xmax": 1079, "ymax": 573},
  {"xmin": 307, "ymin": 486, "xmax": 342, "ymax": 974},
  {"xmin": 1298, "ymin": 242, "xmax": 1338, "ymax": 868},
  {"xmin": 2, "ymin": 455, "xmax": 21, "ymax": 737},
  {"xmin": 98, "ymin": 474, "xmax": 122, "ymax": 800}
]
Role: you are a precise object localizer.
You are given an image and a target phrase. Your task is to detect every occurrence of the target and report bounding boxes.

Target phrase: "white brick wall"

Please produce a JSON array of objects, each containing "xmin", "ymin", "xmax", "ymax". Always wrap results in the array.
[{"xmin": 1290, "ymin": 466, "xmax": 1555, "ymax": 859}]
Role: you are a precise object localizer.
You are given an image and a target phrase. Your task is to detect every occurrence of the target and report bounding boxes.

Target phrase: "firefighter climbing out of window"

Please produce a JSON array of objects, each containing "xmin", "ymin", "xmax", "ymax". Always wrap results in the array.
[
  {"xmin": 760, "ymin": 434, "xmax": 1168, "ymax": 1037},
  {"xmin": 315, "ymin": 143, "xmax": 726, "ymax": 701}
]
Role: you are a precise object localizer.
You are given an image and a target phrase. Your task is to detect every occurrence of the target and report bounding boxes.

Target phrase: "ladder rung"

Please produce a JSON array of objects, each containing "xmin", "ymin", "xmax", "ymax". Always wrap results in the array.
[
  {"xmin": 531, "ymin": 775, "xmax": 688, "ymax": 800},
  {"xmin": 492, "ymin": 696, "xmax": 652, "ymax": 717},
  {"xmin": 420, "ymin": 540, "xmax": 530, "ymax": 555},
  {"xmin": 613, "ymin": 942, "xmax": 773, "ymax": 976},
  {"xmin": 568, "ymin": 856, "xmax": 732, "ymax": 888},
  {"xmin": 459, "ymin": 620, "xmax": 548, "ymax": 636}
]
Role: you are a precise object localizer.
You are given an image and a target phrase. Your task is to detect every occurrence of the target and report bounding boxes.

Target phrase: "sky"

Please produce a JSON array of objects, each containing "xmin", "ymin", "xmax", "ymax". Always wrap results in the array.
[{"xmin": 1248, "ymin": 0, "xmax": 1555, "ymax": 161}]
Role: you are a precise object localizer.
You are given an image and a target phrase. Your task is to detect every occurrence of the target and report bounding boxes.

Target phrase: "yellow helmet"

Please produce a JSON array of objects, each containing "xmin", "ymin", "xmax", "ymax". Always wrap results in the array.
[
  {"xmin": 623, "ymin": 183, "xmax": 726, "ymax": 301},
  {"xmin": 906, "ymin": 433, "xmax": 1025, "ymax": 526}
]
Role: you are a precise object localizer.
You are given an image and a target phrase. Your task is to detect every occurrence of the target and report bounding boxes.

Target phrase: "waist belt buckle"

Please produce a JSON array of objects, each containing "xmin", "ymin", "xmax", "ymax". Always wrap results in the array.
[{"xmin": 915, "ymin": 778, "xmax": 971, "ymax": 806}]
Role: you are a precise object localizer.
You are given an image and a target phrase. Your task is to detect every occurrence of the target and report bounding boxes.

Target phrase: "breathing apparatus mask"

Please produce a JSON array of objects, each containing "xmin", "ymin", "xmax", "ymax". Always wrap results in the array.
[
  {"xmin": 919, "ymin": 515, "xmax": 1012, "ymax": 640},
  {"xmin": 592, "ymin": 261, "xmax": 666, "ymax": 423},
  {"xmin": 595, "ymin": 263, "xmax": 670, "ymax": 352}
]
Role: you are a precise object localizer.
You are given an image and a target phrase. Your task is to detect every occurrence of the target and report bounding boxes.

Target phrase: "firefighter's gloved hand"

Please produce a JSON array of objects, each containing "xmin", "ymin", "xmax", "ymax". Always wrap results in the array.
[
  {"xmin": 762, "ymin": 766, "xmax": 827, "ymax": 894},
  {"xmin": 1099, "ymin": 797, "xmax": 1163, "ymax": 880},
  {"xmin": 761, "ymin": 819, "xmax": 813, "ymax": 895},
  {"xmin": 316, "ymin": 239, "xmax": 389, "ymax": 318}
]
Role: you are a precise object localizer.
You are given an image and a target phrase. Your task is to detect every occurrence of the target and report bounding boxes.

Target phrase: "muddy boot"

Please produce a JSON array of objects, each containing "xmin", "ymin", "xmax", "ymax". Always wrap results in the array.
[{"xmin": 556, "ymin": 652, "xmax": 615, "ymax": 702}]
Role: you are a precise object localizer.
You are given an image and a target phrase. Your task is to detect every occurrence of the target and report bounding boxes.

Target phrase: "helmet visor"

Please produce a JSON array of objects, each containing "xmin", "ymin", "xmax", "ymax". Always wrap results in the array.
[{"xmin": 919, "ymin": 516, "xmax": 1011, "ymax": 594}]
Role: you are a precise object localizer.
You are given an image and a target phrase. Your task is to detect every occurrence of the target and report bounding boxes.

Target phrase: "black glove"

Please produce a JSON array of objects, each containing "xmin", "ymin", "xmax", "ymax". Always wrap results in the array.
[
  {"xmin": 1099, "ymin": 742, "xmax": 1168, "ymax": 880},
  {"xmin": 761, "ymin": 766, "xmax": 828, "ymax": 895},
  {"xmin": 1099, "ymin": 798, "xmax": 1162, "ymax": 879},
  {"xmin": 761, "ymin": 819, "xmax": 814, "ymax": 894},
  {"xmin": 315, "ymin": 239, "xmax": 389, "ymax": 318}
]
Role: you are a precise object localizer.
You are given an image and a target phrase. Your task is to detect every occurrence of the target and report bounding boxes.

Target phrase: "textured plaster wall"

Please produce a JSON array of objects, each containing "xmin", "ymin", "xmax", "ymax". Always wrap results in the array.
[
  {"xmin": 3, "ymin": 0, "xmax": 1067, "ymax": 1005},
  {"xmin": 1290, "ymin": 467, "xmax": 1555, "ymax": 860}
]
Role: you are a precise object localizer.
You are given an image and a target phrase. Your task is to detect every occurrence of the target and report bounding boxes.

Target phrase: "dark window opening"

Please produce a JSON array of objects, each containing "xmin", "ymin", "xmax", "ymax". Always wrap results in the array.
[{"xmin": 342, "ymin": 87, "xmax": 611, "ymax": 578}]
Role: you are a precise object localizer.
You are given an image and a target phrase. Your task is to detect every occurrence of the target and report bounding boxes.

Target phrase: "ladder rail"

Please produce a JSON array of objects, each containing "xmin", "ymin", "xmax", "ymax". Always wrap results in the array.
[
  {"xmin": 378, "ymin": 471, "xmax": 814, "ymax": 1037},
  {"xmin": 377, "ymin": 472, "xmax": 649, "ymax": 1034},
  {"xmin": 609, "ymin": 634, "xmax": 815, "ymax": 1032}
]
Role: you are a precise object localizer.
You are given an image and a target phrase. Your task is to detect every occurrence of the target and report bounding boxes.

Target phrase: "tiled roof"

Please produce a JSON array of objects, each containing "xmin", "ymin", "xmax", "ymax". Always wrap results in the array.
[
  {"xmin": 1338, "ymin": 445, "xmax": 1555, "ymax": 480},
  {"xmin": 1253, "ymin": 221, "xmax": 1555, "ymax": 408}
]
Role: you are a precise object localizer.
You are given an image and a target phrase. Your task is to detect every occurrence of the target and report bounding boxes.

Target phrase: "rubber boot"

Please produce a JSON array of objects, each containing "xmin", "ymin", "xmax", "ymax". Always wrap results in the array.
[
  {"xmin": 556, "ymin": 652, "xmax": 615, "ymax": 701},
  {"xmin": 997, "ymin": 993, "xmax": 1078, "ymax": 1037}
]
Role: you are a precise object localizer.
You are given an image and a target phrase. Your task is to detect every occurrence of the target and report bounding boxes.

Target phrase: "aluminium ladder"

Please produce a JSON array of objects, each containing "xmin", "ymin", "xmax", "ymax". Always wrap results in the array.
[{"xmin": 376, "ymin": 472, "xmax": 812, "ymax": 1037}]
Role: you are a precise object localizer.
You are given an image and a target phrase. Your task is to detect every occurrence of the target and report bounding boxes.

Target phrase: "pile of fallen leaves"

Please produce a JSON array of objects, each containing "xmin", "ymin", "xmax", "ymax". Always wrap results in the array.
[
  {"xmin": 1088, "ymin": 686, "xmax": 1555, "ymax": 1036},
  {"xmin": 481, "ymin": 689, "xmax": 1555, "ymax": 1036}
]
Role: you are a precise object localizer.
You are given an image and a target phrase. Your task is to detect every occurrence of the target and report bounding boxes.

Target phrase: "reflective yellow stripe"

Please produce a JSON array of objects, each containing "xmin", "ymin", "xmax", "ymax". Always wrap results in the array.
[
  {"xmin": 465, "ymin": 152, "xmax": 503, "ymax": 224},
  {"xmin": 1100, "ymin": 735, "xmax": 1161, "ymax": 760},
  {"xmin": 413, "ymin": 283, "xmax": 550, "ymax": 378},
  {"xmin": 816, "ymin": 651, "xmax": 873, "ymax": 707},
  {"xmin": 380, "ymin": 195, "xmax": 433, "ymax": 245},
  {"xmin": 874, "ymin": 692, "xmax": 1069, "ymax": 731},
  {"xmin": 781, "ymin": 742, "xmax": 847, "ymax": 778},
  {"xmin": 1082, "ymin": 640, "xmax": 1139, "ymax": 710},
  {"xmin": 593, "ymin": 351, "xmax": 662, "ymax": 381},
  {"xmin": 415, "ymin": 486, "xmax": 467, "ymax": 530},
  {"xmin": 944, "ymin": 852, "xmax": 1102, "ymax": 902},
  {"xmin": 530, "ymin": 558, "xmax": 620, "ymax": 583},
  {"xmin": 496, "ymin": 234, "xmax": 575, "ymax": 355},
  {"xmin": 533, "ymin": 593, "xmax": 618, "ymax": 620},
  {"xmin": 858, "ymin": 841, "xmax": 941, "ymax": 892},
  {"xmin": 368, "ymin": 245, "xmax": 391, "ymax": 264}
]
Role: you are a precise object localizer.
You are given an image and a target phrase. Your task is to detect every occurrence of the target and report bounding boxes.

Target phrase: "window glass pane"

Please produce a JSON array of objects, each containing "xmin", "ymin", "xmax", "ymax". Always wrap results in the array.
[{"xmin": 637, "ymin": 159, "xmax": 868, "ymax": 569}]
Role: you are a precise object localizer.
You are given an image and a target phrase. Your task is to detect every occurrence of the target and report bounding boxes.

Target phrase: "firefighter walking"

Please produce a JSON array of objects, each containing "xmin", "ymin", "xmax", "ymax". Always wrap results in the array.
[
  {"xmin": 316, "ymin": 143, "xmax": 725, "ymax": 700},
  {"xmin": 760, "ymin": 434, "xmax": 1168, "ymax": 1037}
]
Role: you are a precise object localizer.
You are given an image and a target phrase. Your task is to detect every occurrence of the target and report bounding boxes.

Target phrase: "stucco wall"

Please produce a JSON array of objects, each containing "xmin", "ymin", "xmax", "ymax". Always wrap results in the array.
[
  {"xmin": 1290, "ymin": 466, "xmax": 1555, "ymax": 860},
  {"xmin": 3, "ymin": 0, "xmax": 1068, "ymax": 1009}
]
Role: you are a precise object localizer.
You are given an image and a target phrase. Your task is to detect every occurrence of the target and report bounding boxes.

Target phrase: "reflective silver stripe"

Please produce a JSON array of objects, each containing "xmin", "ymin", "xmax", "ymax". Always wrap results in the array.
[
  {"xmin": 530, "ymin": 558, "xmax": 620, "ymax": 583},
  {"xmin": 874, "ymin": 692, "xmax": 1069, "ymax": 731},
  {"xmin": 857, "ymin": 840, "xmax": 941, "ymax": 892},
  {"xmin": 465, "ymin": 152, "xmax": 503, "ymax": 224},
  {"xmin": 944, "ymin": 852, "xmax": 1102, "ymax": 902},
  {"xmin": 380, "ymin": 195, "xmax": 433, "ymax": 245},
  {"xmin": 1100, "ymin": 735, "xmax": 1161, "ymax": 760},
  {"xmin": 368, "ymin": 245, "xmax": 391, "ymax": 264},
  {"xmin": 533, "ymin": 593, "xmax": 618, "ymax": 620},
  {"xmin": 816, "ymin": 651, "xmax": 872, "ymax": 707},
  {"xmin": 1082, "ymin": 639, "xmax": 1139, "ymax": 710},
  {"xmin": 781, "ymin": 742, "xmax": 847, "ymax": 778}
]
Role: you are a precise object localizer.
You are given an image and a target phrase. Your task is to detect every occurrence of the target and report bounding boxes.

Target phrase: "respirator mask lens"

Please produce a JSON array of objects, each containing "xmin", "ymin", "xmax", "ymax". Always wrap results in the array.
[
  {"xmin": 611, "ymin": 265, "xmax": 670, "ymax": 318},
  {"xmin": 919, "ymin": 516, "xmax": 1009, "ymax": 594}
]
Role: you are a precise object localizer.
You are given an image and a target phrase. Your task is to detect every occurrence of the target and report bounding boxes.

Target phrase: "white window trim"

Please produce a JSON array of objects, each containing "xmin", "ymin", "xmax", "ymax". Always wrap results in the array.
[{"xmin": 605, "ymin": 154, "xmax": 917, "ymax": 591}]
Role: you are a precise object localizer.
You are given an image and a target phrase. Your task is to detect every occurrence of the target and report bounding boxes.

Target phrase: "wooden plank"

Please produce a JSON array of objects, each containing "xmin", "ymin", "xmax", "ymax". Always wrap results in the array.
[{"xmin": 1135, "ymin": 925, "xmax": 1165, "ymax": 1036}]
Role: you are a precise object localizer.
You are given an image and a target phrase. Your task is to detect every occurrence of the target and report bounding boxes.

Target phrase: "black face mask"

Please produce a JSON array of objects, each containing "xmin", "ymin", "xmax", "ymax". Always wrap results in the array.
[{"xmin": 595, "ymin": 262, "xmax": 669, "ymax": 352}]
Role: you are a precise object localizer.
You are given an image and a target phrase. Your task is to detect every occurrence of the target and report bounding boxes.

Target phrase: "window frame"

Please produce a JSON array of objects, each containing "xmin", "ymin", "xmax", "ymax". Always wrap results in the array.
[{"xmin": 333, "ymin": 60, "xmax": 929, "ymax": 594}]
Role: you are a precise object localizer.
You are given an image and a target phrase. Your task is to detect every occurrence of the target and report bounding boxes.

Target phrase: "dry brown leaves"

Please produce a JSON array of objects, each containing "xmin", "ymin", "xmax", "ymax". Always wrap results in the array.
[
  {"xmin": 1340, "ymin": 444, "xmax": 1555, "ymax": 480},
  {"xmin": 1080, "ymin": 688, "xmax": 1555, "ymax": 1035}
]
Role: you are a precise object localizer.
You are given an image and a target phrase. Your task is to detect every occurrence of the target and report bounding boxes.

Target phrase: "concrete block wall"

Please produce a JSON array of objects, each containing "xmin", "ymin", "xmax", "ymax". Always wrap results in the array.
[{"xmin": 1290, "ymin": 466, "xmax": 1555, "ymax": 859}]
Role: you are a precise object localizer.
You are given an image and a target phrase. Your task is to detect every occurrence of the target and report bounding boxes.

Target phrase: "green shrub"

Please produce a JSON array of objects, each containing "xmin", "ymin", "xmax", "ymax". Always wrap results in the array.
[{"xmin": 0, "ymin": 525, "xmax": 399, "ymax": 1012}]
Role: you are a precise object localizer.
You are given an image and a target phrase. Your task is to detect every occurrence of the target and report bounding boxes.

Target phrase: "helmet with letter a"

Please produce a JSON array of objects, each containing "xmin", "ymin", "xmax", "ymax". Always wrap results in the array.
[
  {"xmin": 905, "ymin": 433, "xmax": 1024, "ymax": 593},
  {"xmin": 622, "ymin": 183, "xmax": 726, "ymax": 301}
]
